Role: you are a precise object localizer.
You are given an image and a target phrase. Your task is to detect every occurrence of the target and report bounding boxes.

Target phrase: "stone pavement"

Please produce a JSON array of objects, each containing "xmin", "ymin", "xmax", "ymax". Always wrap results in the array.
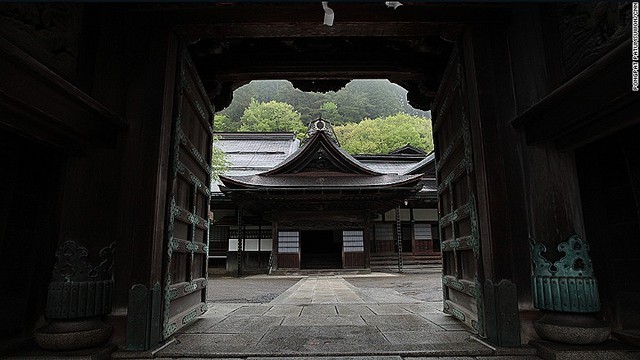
[{"xmin": 151, "ymin": 273, "xmax": 541, "ymax": 359}]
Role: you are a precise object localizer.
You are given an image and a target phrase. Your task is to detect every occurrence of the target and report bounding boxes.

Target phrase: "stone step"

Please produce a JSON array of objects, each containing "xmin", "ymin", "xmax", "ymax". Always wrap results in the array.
[
  {"xmin": 370, "ymin": 258, "xmax": 442, "ymax": 264},
  {"xmin": 270, "ymin": 268, "xmax": 372, "ymax": 276},
  {"xmin": 370, "ymin": 258, "xmax": 442, "ymax": 266},
  {"xmin": 371, "ymin": 255, "xmax": 442, "ymax": 261},
  {"xmin": 370, "ymin": 265, "xmax": 442, "ymax": 273}
]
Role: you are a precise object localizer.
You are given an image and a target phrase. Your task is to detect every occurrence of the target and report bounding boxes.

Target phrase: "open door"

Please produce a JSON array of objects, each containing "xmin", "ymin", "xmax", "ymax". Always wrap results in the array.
[
  {"xmin": 433, "ymin": 46, "xmax": 484, "ymax": 336},
  {"xmin": 162, "ymin": 45, "xmax": 213, "ymax": 339}
]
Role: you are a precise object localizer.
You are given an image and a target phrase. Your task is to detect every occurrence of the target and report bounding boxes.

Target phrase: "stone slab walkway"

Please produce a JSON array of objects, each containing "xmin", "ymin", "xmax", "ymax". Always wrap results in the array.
[{"xmin": 151, "ymin": 274, "xmax": 541, "ymax": 359}]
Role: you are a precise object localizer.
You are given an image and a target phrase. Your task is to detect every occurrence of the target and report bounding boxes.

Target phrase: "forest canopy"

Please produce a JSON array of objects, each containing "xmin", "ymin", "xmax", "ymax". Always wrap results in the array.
[
  {"xmin": 334, "ymin": 114, "xmax": 433, "ymax": 155},
  {"xmin": 214, "ymin": 80, "xmax": 433, "ymax": 155}
]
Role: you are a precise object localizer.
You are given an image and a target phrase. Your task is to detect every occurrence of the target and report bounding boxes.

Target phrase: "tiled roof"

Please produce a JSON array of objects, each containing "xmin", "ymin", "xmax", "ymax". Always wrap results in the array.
[
  {"xmin": 215, "ymin": 132, "xmax": 299, "ymax": 167},
  {"xmin": 358, "ymin": 160, "xmax": 422, "ymax": 175},
  {"xmin": 389, "ymin": 144, "xmax": 426, "ymax": 155},
  {"xmin": 211, "ymin": 132, "xmax": 299, "ymax": 192},
  {"xmin": 264, "ymin": 130, "xmax": 380, "ymax": 176},
  {"xmin": 403, "ymin": 152, "xmax": 436, "ymax": 175},
  {"xmin": 417, "ymin": 177, "xmax": 438, "ymax": 197},
  {"xmin": 354, "ymin": 152, "xmax": 433, "ymax": 175},
  {"xmin": 212, "ymin": 129, "xmax": 436, "ymax": 195},
  {"xmin": 220, "ymin": 173, "xmax": 423, "ymax": 189}
]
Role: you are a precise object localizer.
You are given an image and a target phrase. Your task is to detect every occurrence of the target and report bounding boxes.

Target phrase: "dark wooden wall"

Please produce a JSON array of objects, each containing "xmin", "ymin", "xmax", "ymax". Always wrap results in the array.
[
  {"xmin": 451, "ymin": 23, "xmax": 532, "ymax": 345},
  {"xmin": 79, "ymin": 11, "xmax": 184, "ymax": 345},
  {"xmin": 343, "ymin": 253, "xmax": 365, "ymax": 268},
  {"xmin": 277, "ymin": 255, "xmax": 300, "ymax": 269},
  {"xmin": 507, "ymin": 5, "xmax": 586, "ymax": 255},
  {"xmin": 437, "ymin": 4, "xmax": 629, "ymax": 344},
  {"xmin": 0, "ymin": 129, "xmax": 63, "ymax": 346},
  {"xmin": 501, "ymin": 5, "xmax": 585, "ymax": 343},
  {"xmin": 505, "ymin": 3, "xmax": 637, "ymax": 343},
  {"xmin": 433, "ymin": 45, "xmax": 483, "ymax": 336},
  {"xmin": 0, "ymin": 5, "xmax": 128, "ymax": 350},
  {"xmin": 576, "ymin": 124, "xmax": 640, "ymax": 333}
]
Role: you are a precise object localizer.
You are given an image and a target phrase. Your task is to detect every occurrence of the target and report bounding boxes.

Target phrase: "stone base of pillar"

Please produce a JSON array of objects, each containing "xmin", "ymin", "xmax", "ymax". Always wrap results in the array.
[
  {"xmin": 534, "ymin": 312, "xmax": 610, "ymax": 345},
  {"xmin": 34, "ymin": 317, "xmax": 112, "ymax": 350}
]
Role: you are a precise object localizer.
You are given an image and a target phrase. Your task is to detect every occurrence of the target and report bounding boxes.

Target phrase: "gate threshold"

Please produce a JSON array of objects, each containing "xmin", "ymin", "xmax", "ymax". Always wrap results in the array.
[{"xmin": 269, "ymin": 268, "xmax": 371, "ymax": 276}]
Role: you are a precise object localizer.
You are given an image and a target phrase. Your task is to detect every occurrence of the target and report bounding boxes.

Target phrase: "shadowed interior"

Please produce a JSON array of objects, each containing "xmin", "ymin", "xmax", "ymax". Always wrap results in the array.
[{"xmin": 300, "ymin": 230, "xmax": 342, "ymax": 269}]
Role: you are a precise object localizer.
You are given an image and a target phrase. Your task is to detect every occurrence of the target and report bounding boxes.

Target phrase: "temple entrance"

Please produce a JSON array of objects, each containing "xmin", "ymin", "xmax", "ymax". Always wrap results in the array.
[
  {"xmin": 300, "ymin": 230, "xmax": 342, "ymax": 269},
  {"xmin": 4, "ymin": 3, "xmax": 640, "ymax": 358},
  {"xmin": 401, "ymin": 224, "xmax": 413, "ymax": 253}
]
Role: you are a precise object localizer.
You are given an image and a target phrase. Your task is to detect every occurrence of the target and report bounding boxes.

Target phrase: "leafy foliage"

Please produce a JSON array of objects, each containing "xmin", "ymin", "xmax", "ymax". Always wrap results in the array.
[
  {"xmin": 239, "ymin": 99, "xmax": 307, "ymax": 139},
  {"xmin": 213, "ymin": 114, "xmax": 234, "ymax": 132},
  {"xmin": 333, "ymin": 113, "xmax": 434, "ymax": 155},
  {"xmin": 216, "ymin": 80, "xmax": 430, "ymax": 129},
  {"xmin": 319, "ymin": 102, "xmax": 340, "ymax": 123},
  {"xmin": 213, "ymin": 80, "xmax": 434, "ymax": 155},
  {"xmin": 211, "ymin": 136, "xmax": 230, "ymax": 180}
]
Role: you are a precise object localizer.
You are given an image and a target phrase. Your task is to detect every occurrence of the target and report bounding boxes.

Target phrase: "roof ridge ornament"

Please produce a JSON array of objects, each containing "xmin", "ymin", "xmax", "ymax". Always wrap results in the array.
[
  {"xmin": 312, "ymin": 117, "xmax": 327, "ymax": 131},
  {"xmin": 304, "ymin": 117, "xmax": 340, "ymax": 147}
]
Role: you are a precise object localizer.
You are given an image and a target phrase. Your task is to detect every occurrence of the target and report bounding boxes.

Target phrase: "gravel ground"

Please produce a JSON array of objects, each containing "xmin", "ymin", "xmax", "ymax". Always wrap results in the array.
[
  {"xmin": 207, "ymin": 270, "xmax": 443, "ymax": 304},
  {"xmin": 207, "ymin": 276, "xmax": 302, "ymax": 303},
  {"xmin": 344, "ymin": 271, "xmax": 443, "ymax": 302}
]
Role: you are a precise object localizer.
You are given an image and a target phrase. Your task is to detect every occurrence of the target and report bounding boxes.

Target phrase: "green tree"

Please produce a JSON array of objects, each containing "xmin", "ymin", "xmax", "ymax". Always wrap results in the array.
[
  {"xmin": 319, "ymin": 102, "xmax": 342, "ymax": 124},
  {"xmin": 334, "ymin": 113, "xmax": 434, "ymax": 155},
  {"xmin": 213, "ymin": 114, "xmax": 238, "ymax": 132},
  {"xmin": 216, "ymin": 79, "xmax": 428, "ymax": 125},
  {"xmin": 211, "ymin": 136, "xmax": 230, "ymax": 181},
  {"xmin": 239, "ymin": 99, "xmax": 307, "ymax": 139},
  {"xmin": 337, "ymin": 80, "xmax": 403, "ymax": 119}
]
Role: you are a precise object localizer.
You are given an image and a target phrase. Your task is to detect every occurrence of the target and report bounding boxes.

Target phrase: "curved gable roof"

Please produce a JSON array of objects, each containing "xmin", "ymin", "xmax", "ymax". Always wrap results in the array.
[
  {"xmin": 403, "ymin": 152, "xmax": 436, "ymax": 175},
  {"xmin": 263, "ymin": 129, "xmax": 381, "ymax": 176},
  {"xmin": 219, "ymin": 173, "xmax": 423, "ymax": 189},
  {"xmin": 218, "ymin": 120, "xmax": 425, "ymax": 192},
  {"xmin": 390, "ymin": 144, "xmax": 427, "ymax": 155}
]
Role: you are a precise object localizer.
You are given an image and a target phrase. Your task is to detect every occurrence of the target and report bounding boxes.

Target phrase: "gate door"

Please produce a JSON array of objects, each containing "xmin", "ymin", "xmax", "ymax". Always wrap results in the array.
[
  {"xmin": 433, "ymin": 47, "xmax": 484, "ymax": 335},
  {"xmin": 163, "ymin": 46, "xmax": 213, "ymax": 339}
]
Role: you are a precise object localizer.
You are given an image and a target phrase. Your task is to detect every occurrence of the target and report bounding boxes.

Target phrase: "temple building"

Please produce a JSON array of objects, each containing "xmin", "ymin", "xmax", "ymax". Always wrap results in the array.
[
  {"xmin": 1, "ymin": 2, "xmax": 638, "ymax": 356},
  {"xmin": 209, "ymin": 119, "xmax": 440, "ymax": 274}
]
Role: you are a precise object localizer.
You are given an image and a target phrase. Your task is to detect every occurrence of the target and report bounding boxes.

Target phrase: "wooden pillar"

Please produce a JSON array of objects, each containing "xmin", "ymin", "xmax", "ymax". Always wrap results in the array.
[
  {"xmin": 363, "ymin": 213, "xmax": 373, "ymax": 269},
  {"xmin": 395, "ymin": 206, "xmax": 403, "ymax": 273},
  {"xmin": 272, "ymin": 217, "xmax": 279, "ymax": 270},
  {"xmin": 458, "ymin": 24, "xmax": 533, "ymax": 346},
  {"xmin": 410, "ymin": 206, "xmax": 417, "ymax": 254},
  {"xmin": 237, "ymin": 208, "xmax": 244, "ymax": 276},
  {"xmin": 86, "ymin": 11, "xmax": 185, "ymax": 346},
  {"xmin": 507, "ymin": 6, "xmax": 586, "ymax": 255}
]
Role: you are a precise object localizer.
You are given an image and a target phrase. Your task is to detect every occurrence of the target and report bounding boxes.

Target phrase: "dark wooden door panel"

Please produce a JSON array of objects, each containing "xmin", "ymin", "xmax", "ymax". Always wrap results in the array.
[
  {"xmin": 344, "ymin": 253, "xmax": 365, "ymax": 268},
  {"xmin": 433, "ymin": 46, "xmax": 483, "ymax": 335},
  {"xmin": 163, "ymin": 46, "xmax": 213, "ymax": 339}
]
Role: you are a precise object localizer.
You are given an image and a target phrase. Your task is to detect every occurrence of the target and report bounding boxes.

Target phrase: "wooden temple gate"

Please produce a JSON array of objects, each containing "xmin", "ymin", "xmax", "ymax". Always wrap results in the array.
[
  {"xmin": 432, "ymin": 47, "xmax": 483, "ymax": 335},
  {"xmin": 2, "ymin": 4, "xmax": 637, "ymax": 356},
  {"xmin": 162, "ymin": 45, "xmax": 213, "ymax": 339}
]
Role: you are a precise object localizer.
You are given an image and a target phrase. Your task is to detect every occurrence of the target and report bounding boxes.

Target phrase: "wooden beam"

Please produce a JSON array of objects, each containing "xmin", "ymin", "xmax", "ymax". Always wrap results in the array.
[
  {"xmin": 210, "ymin": 71, "xmax": 433, "ymax": 82},
  {"xmin": 193, "ymin": 3, "xmax": 509, "ymax": 24},
  {"xmin": 177, "ymin": 22, "xmax": 467, "ymax": 40},
  {"xmin": 196, "ymin": 48, "xmax": 446, "ymax": 92},
  {"xmin": 511, "ymin": 39, "xmax": 638, "ymax": 149},
  {"xmin": 198, "ymin": 49, "xmax": 446, "ymax": 71},
  {"xmin": 0, "ymin": 36, "xmax": 126, "ymax": 152},
  {"xmin": 108, "ymin": 3, "xmax": 511, "ymax": 42}
]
